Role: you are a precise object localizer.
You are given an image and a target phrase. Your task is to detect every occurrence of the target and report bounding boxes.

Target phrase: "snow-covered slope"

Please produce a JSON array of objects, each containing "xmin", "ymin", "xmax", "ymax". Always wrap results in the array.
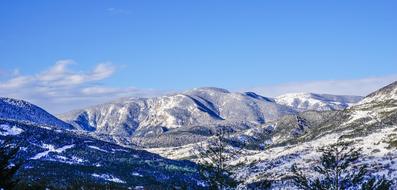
[
  {"xmin": 0, "ymin": 119, "xmax": 206, "ymax": 189},
  {"xmin": 275, "ymin": 93, "xmax": 362, "ymax": 112},
  {"xmin": 341, "ymin": 81, "xmax": 397, "ymax": 127},
  {"xmin": 59, "ymin": 88, "xmax": 296, "ymax": 142},
  {"xmin": 358, "ymin": 81, "xmax": 397, "ymax": 104},
  {"xmin": 0, "ymin": 97, "xmax": 72, "ymax": 129}
]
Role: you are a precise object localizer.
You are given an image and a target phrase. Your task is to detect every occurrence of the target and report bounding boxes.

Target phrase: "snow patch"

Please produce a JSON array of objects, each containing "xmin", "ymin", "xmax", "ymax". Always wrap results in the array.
[
  {"xmin": 0, "ymin": 124, "xmax": 24, "ymax": 136},
  {"xmin": 112, "ymin": 148, "xmax": 129, "ymax": 152},
  {"xmin": 132, "ymin": 172, "xmax": 143, "ymax": 177},
  {"xmin": 88, "ymin": 145, "xmax": 109, "ymax": 153},
  {"xmin": 31, "ymin": 144, "xmax": 75, "ymax": 160},
  {"xmin": 38, "ymin": 125, "xmax": 53, "ymax": 130},
  {"xmin": 46, "ymin": 155, "xmax": 86, "ymax": 165},
  {"xmin": 91, "ymin": 173, "xmax": 126, "ymax": 183}
]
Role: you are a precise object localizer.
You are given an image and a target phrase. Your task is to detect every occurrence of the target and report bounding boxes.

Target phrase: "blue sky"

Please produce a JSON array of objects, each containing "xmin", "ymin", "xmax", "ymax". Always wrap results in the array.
[{"xmin": 0, "ymin": 0, "xmax": 396, "ymax": 113}]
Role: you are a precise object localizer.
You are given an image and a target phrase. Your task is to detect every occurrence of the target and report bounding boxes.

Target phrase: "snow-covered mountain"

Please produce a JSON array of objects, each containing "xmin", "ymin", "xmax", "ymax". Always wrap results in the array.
[
  {"xmin": 0, "ymin": 119, "xmax": 206, "ymax": 189},
  {"xmin": 275, "ymin": 93, "xmax": 362, "ymax": 112},
  {"xmin": 0, "ymin": 97, "xmax": 72, "ymax": 129},
  {"xmin": 59, "ymin": 87, "xmax": 296, "ymax": 146},
  {"xmin": 146, "ymin": 81, "xmax": 397, "ymax": 189}
]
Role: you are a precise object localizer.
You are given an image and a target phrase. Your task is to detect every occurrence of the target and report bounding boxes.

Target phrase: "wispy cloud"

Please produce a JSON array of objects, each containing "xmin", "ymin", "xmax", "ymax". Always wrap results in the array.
[
  {"xmin": 246, "ymin": 75, "xmax": 397, "ymax": 97},
  {"xmin": 106, "ymin": 7, "xmax": 131, "ymax": 15},
  {"xmin": 0, "ymin": 60, "xmax": 164, "ymax": 114}
]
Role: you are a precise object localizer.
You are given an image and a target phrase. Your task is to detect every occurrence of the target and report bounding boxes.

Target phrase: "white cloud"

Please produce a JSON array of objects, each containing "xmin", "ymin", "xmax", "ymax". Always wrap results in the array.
[
  {"xmin": 0, "ymin": 60, "xmax": 164, "ymax": 114},
  {"xmin": 36, "ymin": 60, "xmax": 116, "ymax": 86},
  {"xmin": 247, "ymin": 75, "xmax": 397, "ymax": 97},
  {"xmin": 0, "ymin": 75, "xmax": 33, "ymax": 89}
]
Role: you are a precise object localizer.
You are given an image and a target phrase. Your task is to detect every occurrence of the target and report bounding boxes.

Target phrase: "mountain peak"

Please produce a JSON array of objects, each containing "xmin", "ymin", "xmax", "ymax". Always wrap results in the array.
[
  {"xmin": 0, "ymin": 97, "xmax": 33, "ymax": 108},
  {"xmin": 0, "ymin": 97, "xmax": 73, "ymax": 129}
]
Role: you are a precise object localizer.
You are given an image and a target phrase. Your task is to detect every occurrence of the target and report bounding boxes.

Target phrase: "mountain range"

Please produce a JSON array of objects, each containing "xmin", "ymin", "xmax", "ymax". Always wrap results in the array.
[
  {"xmin": 148, "ymin": 82, "xmax": 397, "ymax": 188},
  {"xmin": 57, "ymin": 88, "xmax": 362, "ymax": 147},
  {"xmin": 1, "ymin": 82, "xmax": 396, "ymax": 189}
]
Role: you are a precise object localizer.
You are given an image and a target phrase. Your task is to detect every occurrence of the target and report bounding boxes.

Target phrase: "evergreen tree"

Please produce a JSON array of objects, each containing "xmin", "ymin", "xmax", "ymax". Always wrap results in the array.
[
  {"xmin": 290, "ymin": 141, "xmax": 392, "ymax": 190},
  {"xmin": 0, "ymin": 139, "xmax": 22, "ymax": 190},
  {"xmin": 195, "ymin": 128, "xmax": 240, "ymax": 189}
]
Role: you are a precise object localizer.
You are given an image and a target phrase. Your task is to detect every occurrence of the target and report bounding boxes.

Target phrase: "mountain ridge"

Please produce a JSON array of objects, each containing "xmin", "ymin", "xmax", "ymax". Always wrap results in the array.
[
  {"xmin": 0, "ymin": 97, "xmax": 73, "ymax": 129},
  {"xmin": 58, "ymin": 88, "xmax": 297, "ymax": 142},
  {"xmin": 275, "ymin": 92, "xmax": 362, "ymax": 112}
]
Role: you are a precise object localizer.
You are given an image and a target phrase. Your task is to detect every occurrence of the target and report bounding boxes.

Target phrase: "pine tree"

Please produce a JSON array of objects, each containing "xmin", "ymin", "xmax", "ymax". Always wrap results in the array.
[
  {"xmin": 195, "ymin": 128, "xmax": 240, "ymax": 189},
  {"xmin": 0, "ymin": 139, "xmax": 22, "ymax": 190},
  {"xmin": 290, "ymin": 141, "xmax": 392, "ymax": 190}
]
